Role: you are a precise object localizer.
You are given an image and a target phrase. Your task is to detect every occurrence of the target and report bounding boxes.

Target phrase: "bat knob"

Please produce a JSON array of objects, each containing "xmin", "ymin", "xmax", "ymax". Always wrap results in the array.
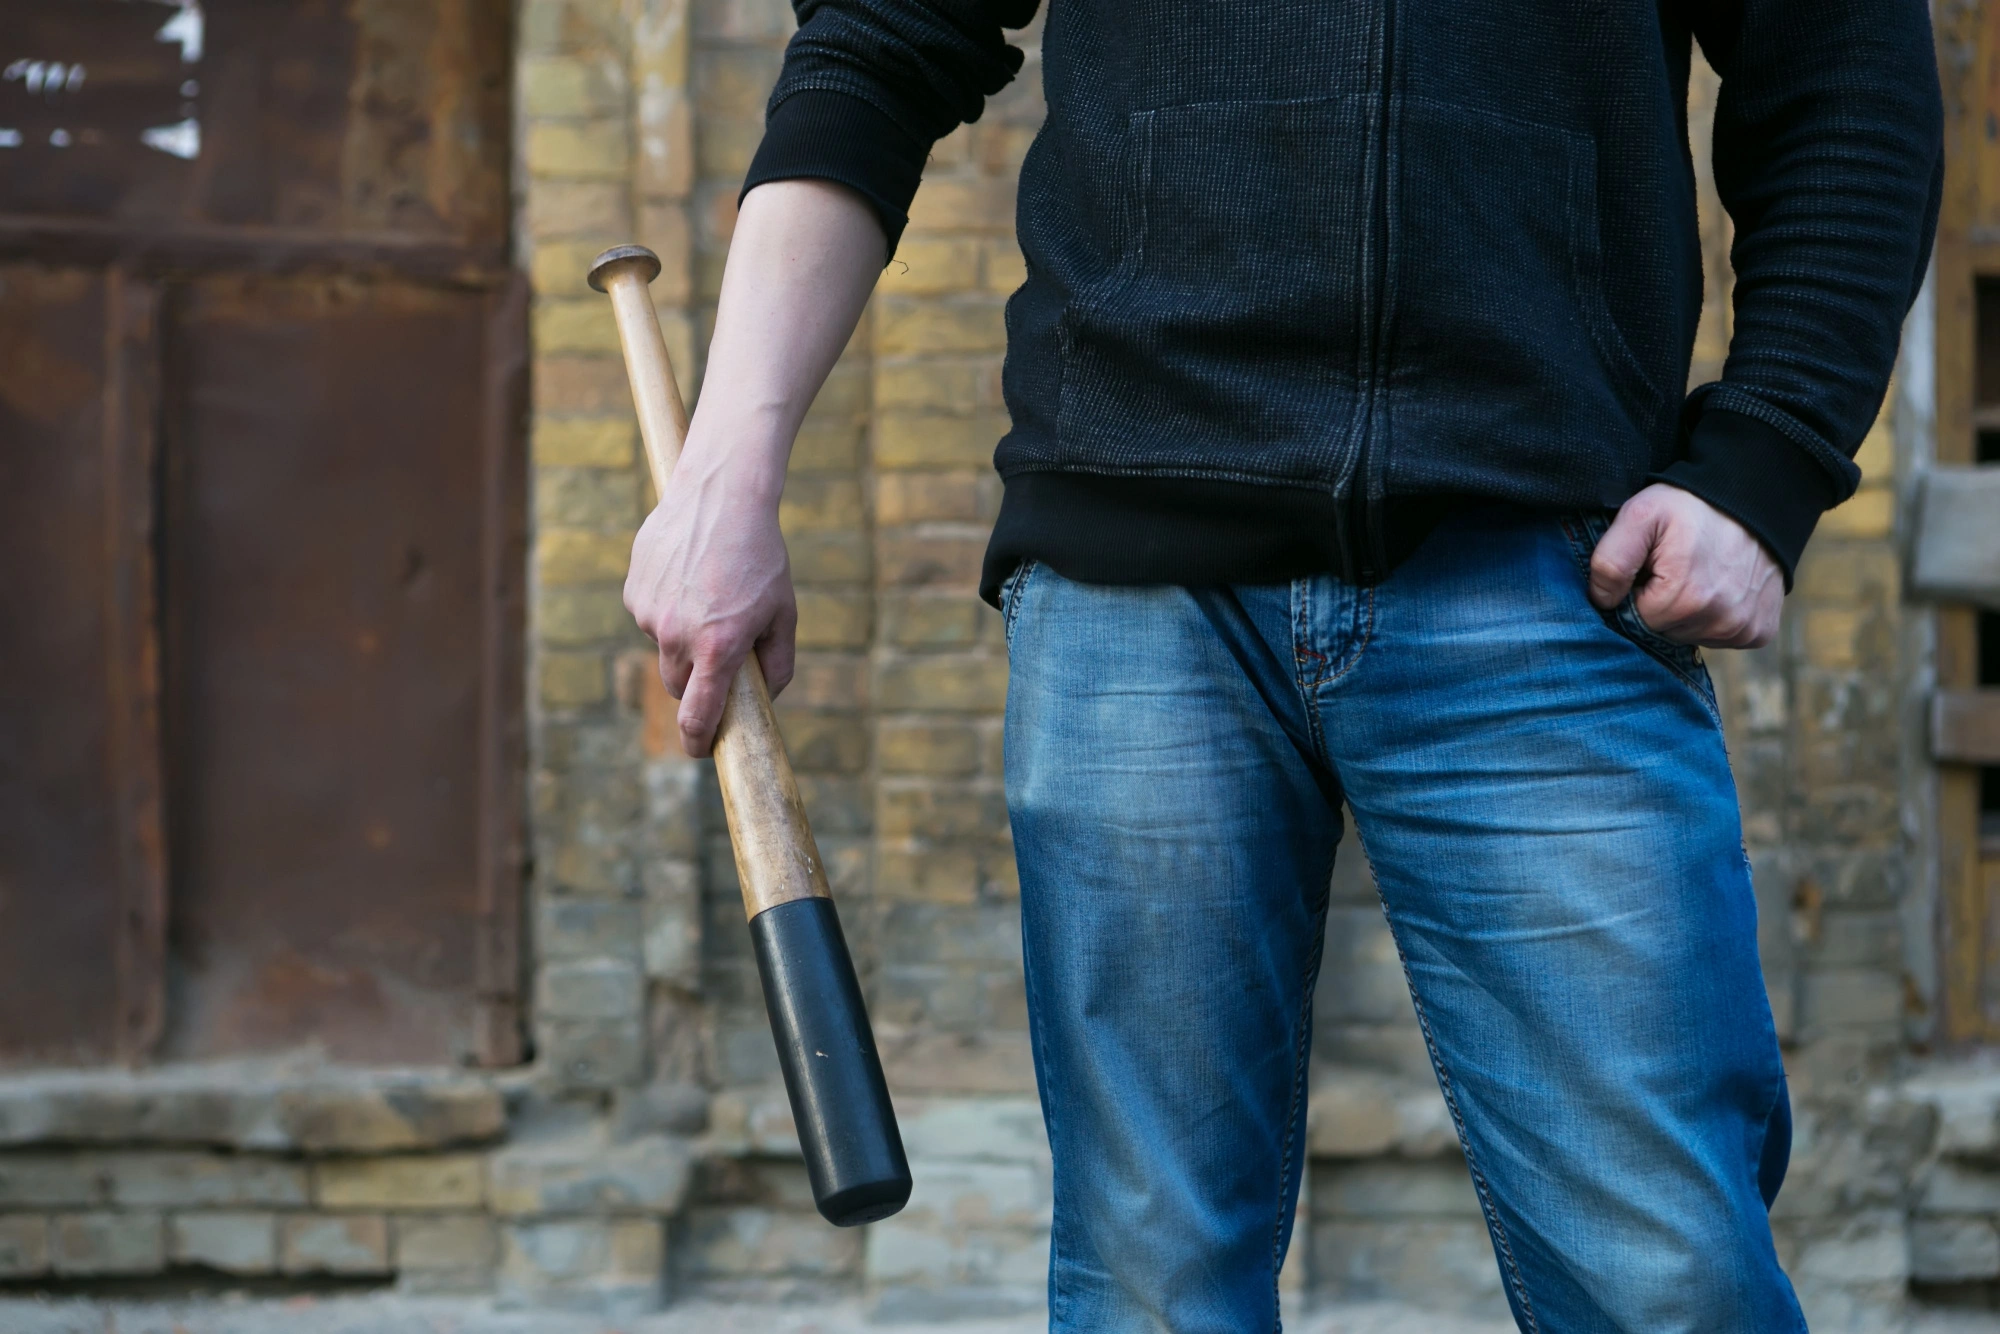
[{"xmin": 587, "ymin": 244, "xmax": 662, "ymax": 293}]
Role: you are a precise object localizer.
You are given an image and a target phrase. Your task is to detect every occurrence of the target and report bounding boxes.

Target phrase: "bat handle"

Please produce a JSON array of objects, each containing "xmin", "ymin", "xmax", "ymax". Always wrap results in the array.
[{"xmin": 588, "ymin": 245, "xmax": 910, "ymax": 1226}]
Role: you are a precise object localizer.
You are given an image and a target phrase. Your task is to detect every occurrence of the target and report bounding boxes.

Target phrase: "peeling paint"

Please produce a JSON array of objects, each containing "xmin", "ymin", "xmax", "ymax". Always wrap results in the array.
[
  {"xmin": 153, "ymin": 0, "xmax": 204, "ymax": 64},
  {"xmin": 141, "ymin": 116, "xmax": 199, "ymax": 160},
  {"xmin": 2, "ymin": 60, "xmax": 86, "ymax": 96}
]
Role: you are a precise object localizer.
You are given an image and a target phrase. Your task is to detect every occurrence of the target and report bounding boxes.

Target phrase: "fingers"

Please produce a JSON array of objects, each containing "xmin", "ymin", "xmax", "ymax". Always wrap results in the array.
[
  {"xmin": 1612, "ymin": 484, "xmax": 1785, "ymax": 649},
  {"xmin": 676, "ymin": 633, "xmax": 749, "ymax": 759},
  {"xmin": 756, "ymin": 598, "xmax": 799, "ymax": 697},
  {"xmin": 1588, "ymin": 499, "xmax": 1659, "ymax": 611}
]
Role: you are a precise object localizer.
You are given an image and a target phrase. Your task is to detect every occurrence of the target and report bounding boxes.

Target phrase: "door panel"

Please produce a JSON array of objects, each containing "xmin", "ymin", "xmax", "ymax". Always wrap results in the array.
[
  {"xmin": 0, "ymin": 264, "xmax": 166, "ymax": 1064},
  {"xmin": 160, "ymin": 275, "xmax": 508, "ymax": 1064}
]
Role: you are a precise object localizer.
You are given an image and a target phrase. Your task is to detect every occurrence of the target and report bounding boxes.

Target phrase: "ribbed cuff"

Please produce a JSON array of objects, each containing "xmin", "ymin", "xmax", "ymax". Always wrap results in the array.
[
  {"xmin": 1650, "ymin": 407, "xmax": 1843, "ymax": 588},
  {"xmin": 742, "ymin": 90, "xmax": 930, "ymax": 262}
]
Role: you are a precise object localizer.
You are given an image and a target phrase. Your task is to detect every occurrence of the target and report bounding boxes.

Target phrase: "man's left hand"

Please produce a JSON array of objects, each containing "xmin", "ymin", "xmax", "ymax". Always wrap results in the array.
[{"xmin": 1587, "ymin": 483, "xmax": 1784, "ymax": 649}]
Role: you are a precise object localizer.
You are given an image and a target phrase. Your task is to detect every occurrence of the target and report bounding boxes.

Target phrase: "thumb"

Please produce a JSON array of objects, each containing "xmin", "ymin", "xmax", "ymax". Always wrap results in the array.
[{"xmin": 1588, "ymin": 506, "xmax": 1659, "ymax": 610}]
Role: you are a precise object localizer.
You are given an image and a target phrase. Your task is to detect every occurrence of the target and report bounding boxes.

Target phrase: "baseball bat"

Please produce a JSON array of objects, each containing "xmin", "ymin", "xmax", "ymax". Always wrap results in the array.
[{"xmin": 589, "ymin": 244, "xmax": 911, "ymax": 1228}]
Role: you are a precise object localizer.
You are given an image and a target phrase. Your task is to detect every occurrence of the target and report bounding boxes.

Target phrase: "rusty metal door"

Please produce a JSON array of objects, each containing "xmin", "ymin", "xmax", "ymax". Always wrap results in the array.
[{"xmin": 0, "ymin": 0, "xmax": 524, "ymax": 1066}]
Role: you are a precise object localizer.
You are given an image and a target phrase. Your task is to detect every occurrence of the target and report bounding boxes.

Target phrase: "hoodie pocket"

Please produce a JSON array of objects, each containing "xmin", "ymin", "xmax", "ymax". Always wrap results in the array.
[
  {"xmin": 1055, "ymin": 97, "xmax": 1373, "ymax": 485},
  {"xmin": 1384, "ymin": 99, "xmax": 1668, "ymax": 486}
]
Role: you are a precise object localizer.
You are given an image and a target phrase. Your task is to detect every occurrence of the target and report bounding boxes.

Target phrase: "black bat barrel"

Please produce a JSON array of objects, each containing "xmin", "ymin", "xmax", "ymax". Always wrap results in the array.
[{"xmin": 750, "ymin": 895, "xmax": 912, "ymax": 1226}]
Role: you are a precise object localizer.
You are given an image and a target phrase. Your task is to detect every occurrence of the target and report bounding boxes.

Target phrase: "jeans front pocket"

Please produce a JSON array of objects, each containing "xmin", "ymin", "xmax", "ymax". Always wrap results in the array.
[
  {"xmin": 1559, "ymin": 513, "xmax": 1720, "ymax": 723},
  {"xmin": 998, "ymin": 558, "xmax": 1040, "ymax": 649}
]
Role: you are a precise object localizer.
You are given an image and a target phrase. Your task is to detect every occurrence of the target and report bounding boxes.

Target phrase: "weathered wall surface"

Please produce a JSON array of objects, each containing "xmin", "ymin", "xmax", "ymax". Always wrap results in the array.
[{"xmin": 0, "ymin": 6, "xmax": 1985, "ymax": 1326}]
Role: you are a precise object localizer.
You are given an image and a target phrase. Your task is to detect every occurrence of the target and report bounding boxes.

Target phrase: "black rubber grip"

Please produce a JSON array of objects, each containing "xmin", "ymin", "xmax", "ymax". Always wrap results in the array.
[{"xmin": 750, "ymin": 895, "xmax": 912, "ymax": 1226}]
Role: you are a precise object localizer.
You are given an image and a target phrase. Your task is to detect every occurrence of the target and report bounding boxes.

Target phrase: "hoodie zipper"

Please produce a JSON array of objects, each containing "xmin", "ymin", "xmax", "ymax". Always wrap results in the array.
[{"xmin": 1346, "ymin": 0, "xmax": 1396, "ymax": 584}]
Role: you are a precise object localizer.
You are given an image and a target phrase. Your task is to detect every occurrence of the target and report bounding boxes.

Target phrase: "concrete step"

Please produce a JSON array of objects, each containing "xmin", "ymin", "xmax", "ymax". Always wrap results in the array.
[{"xmin": 0, "ymin": 1295, "xmax": 1517, "ymax": 1334}]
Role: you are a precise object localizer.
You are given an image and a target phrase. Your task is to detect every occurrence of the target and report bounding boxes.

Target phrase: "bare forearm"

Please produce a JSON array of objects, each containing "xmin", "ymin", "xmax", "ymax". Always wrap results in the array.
[
  {"xmin": 678, "ymin": 179, "xmax": 886, "ymax": 506},
  {"xmin": 624, "ymin": 178, "xmax": 884, "ymax": 755}
]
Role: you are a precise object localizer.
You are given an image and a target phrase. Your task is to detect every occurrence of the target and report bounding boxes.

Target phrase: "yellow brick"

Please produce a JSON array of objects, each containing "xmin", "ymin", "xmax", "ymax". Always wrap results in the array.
[
  {"xmin": 882, "ymin": 593, "xmax": 986, "ymax": 647},
  {"xmin": 792, "ymin": 421, "xmax": 865, "ymax": 472},
  {"xmin": 1816, "ymin": 487, "xmax": 1893, "ymax": 540},
  {"xmin": 777, "ymin": 712, "xmax": 870, "ymax": 773},
  {"xmin": 876, "ymin": 472, "xmax": 986, "ymax": 526},
  {"xmin": 1802, "ymin": 608, "xmax": 1862, "ymax": 670},
  {"xmin": 1792, "ymin": 541, "xmax": 1899, "ymax": 607},
  {"xmin": 540, "ymin": 652, "xmax": 609, "ymax": 706},
  {"xmin": 533, "ymin": 418, "xmax": 634, "ymax": 468},
  {"xmin": 813, "ymin": 363, "xmax": 874, "ymax": 417},
  {"xmin": 876, "ymin": 299, "xmax": 1008, "ymax": 356},
  {"xmin": 1852, "ymin": 415, "xmax": 1894, "ymax": 481},
  {"xmin": 537, "ymin": 529, "xmax": 630, "ymax": 584},
  {"xmin": 878, "ymin": 721, "xmax": 981, "ymax": 776},
  {"xmin": 790, "ymin": 531, "xmax": 873, "ymax": 584},
  {"xmin": 977, "ymin": 123, "xmax": 1038, "ymax": 174},
  {"xmin": 694, "ymin": 48, "xmax": 783, "ymax": 119},
  {"xmin": 927, "ymin": 126, "xmax": 974, "ymax": 170},
  {"xmin": 527, "ymin": 181, "xmax": 630, "ymax": 239},
  {"xmin": 696, "ymin": 119, "xmax": 763, "ymax": 180},
  {"xmin": 537, "ymin": 356, "xmax": 632, "ymax": 415},
  {"xmin": 525, "ymin": 122, "xmax": 630, "ymax": 179},
  {"xmin": 796, "ymin": 589, "xmax": 872, "ymax": 649},
  {"xmin": 982, "ymin": 239, "xmax": 1028, "ymax": 294},
  {"xmin": 905, "ymin": 177, "xmax": 1017, "ymax": 233},
  {"xmin": 531, "ymin": 240, "xmax": 620, "ymax": 295},
  {"xmin": 877, "ymin": 532, "xmax": 986, "ymax": 588},
  {"xmin": 535, "ymin": 300, "xmax": 624, "ymax": 354},
  {"xmin": 876, "ymin": 655, "xmax": 1009, "ymax": 712},
  {"xmin": 880, "ymin": 238, "xmax": 984, "ymax": 295},
  {"xmin": 779, "ymin": 477, "xmax": 866, "ymax": 533},
  {"xmin": 519, "ymin": 55, "xmax": 625, "ymax": 118},
  {"xmin": 877, "ymin": 847, "xmax": 979, "ymax": 904},
  {"xmin": 876, "ymin": 783, "xmax": 1009, "ymax": 839},
  {"xmin": 635, "ymin": 204, "xmax": 695, "ymax": 305},
  {"xmin": 316, "ymin": 1156, "xmax": 486, "ymax": 1210},
  {"xmin": 876, "ymin": 362, "xmax": 1001, "ymax": 414},
  {"xmin": 875, "ymin": 414, "xmax": 1009, "ymax": 469},
  {"xmin": 540, "ymin": 589, "xmax": 631, "ymax": 644},
  {"xmin": 789, "ymin": 654, "xmax": 871, "ymax": 710}
]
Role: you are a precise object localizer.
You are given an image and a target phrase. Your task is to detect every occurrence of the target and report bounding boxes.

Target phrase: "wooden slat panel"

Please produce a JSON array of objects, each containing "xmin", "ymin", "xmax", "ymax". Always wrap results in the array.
[
  {"xmin": 1913, "ymin": 467, "xmax": 2000, "ymax": 606},
  {"xmin": 1935, "ymin": 690, "xmax": 2000, "ymax": 765},
  {"xmin": 104, "ymin": 272, "xmax": 170, "ymax": 1062},
  {"xmin": 159, "ymin": 273, "xmax": 517, "ymax": 1065},
  {"xmin": 0, "ymin": 264, "xmax": 166, "ymax": 1065},
  {"xmin": 1930, "ymin": 0, "xmax": 1992, "ymax": 1043},
  {"xmin": 473, "ymin": 274, "xmax": 529, "ymax": 1067}
]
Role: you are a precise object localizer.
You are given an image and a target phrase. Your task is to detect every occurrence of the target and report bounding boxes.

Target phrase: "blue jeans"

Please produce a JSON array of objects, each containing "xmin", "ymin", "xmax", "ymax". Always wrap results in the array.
[{"xmin": 1000, "ymin": 505, "xmax": 1801, "ymax": 1334}]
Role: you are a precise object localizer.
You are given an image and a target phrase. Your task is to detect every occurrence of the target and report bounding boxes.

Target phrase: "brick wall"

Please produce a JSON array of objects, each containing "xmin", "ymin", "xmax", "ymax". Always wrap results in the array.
[{"xmin": 0, "ymin": 9, "xmax": 1975, "ymax": 1325}]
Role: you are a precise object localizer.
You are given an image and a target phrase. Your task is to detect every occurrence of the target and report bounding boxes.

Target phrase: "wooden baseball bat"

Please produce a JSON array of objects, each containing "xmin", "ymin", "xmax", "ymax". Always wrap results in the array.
[{"xmin": 588, "ymin": 244, "xmax": 910, "ymax": 1228}]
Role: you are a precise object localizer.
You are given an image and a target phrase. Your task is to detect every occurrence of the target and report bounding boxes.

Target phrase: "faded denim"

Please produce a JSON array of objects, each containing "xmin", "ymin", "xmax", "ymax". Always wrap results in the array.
[{"xmin": 1000, "ymin": 505, "xmax": 1801, "ymax": 1334}]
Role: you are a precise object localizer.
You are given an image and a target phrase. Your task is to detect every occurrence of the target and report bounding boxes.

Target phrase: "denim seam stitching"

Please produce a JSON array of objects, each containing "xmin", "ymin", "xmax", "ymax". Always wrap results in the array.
[
  {"xmin": 1001, "ymin": 559, "xmax": 1039, "ymax": 647},
  {"xmin": 1268, "ymin": 849, "xmax": 1336, "ymax": 1332},
  {"xmin": 1020, "ymin": 903, "xmax": 1067, "ymax": 1328},
  {"xmin": 1369, "ymin": 885, "xmax": 1543, "ymax": 1334},
  {"xmin": 1322, "ymin": 586, "xmax": 1376, "ymax": 687},
  {"xmin": 1295, "ymin": 586, "xmax": 1376, "ymax": 691},
  {"xmin": 1291, "ymin": 581, "xmax": 1331, "ymax": 762}
]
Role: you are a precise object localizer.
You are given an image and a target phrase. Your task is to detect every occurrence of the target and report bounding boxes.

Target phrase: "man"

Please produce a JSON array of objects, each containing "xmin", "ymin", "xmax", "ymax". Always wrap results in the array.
[{"xmin": 623, "ymin": 1, "xmax": 1942, "ymax": 1328}]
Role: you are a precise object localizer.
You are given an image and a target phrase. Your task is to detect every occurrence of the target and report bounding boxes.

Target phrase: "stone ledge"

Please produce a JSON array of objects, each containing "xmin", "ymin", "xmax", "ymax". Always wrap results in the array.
[
  {"xmin": 0, "ymin": 1064, "xmax": 506, "ymax": 1154},
  {"xmin": 1898, "ymin": 1063, "xmax": 2000, "ymax": 1162},
  {"xmin": 701, "ymin": 1079, "xmax": 1458, "ymax": 1165}
]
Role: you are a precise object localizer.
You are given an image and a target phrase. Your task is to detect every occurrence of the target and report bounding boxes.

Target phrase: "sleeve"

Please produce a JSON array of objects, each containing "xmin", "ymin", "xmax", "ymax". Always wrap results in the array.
[
  {"xmin": 1662, "ymin": 0, "xmax": 1944, "ymax": 583},
  {"xmin": 741, "ymin": 0, "xmax": 1039, "ymax": 259}
]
